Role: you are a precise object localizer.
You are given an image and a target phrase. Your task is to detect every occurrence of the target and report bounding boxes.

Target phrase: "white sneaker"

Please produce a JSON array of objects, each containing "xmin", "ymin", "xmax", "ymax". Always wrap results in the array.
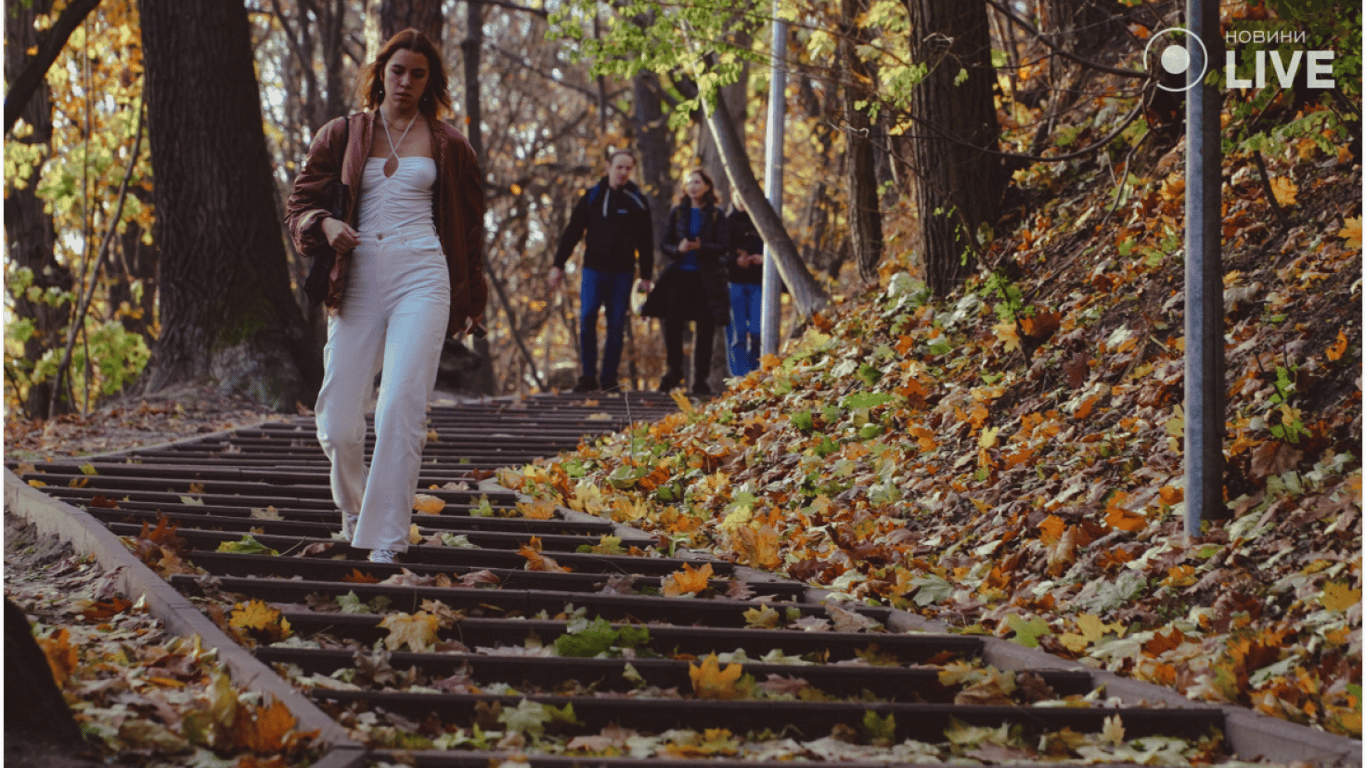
[
  {"xmin": 368, "ymin": 549, "xmax": 397, "ymax": 564},
  {"xmin": 342, "ymin": 513, "xmax": 359, "ymax": 538}
]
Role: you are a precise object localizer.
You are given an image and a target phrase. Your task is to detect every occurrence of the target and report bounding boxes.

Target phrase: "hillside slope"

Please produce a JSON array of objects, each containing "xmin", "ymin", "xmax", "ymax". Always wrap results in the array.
[{"xmin": 499, "ymin": 95, "xmax": 1362, "ymax": 736}]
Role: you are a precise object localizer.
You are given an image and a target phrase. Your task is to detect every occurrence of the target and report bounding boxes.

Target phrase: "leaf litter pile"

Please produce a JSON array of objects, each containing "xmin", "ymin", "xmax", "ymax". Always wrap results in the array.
[{"xmin": 3, "ymin": 516, "xmax": 321, "ymax": 768}]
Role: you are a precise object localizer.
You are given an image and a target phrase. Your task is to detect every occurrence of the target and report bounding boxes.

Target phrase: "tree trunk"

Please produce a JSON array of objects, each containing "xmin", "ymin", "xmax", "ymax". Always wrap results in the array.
[
  {"xmin": 697, "ymin": 66, "xmax": 748, "ymax": 205},
  {"xmin": 462, "ymin": 0, "xmax": 484, "ymax": 159},
  {"xmin": 840, "ymin": 0, "xmax": 885, "ymax": 284},
  {"xmin": 4, "ymin": 0, "xmax": 73, "ymax": 419},
  {"xmin": 701, "ymin": 91, "xmax": 828, "ymax": 320},
  {"xmin": 377, "ymin": 0, "xmax": 442, "ymax": 42},
  {"xmin": 137, "ymin": 0, "xmax": 319, "ymax": 410},
  {"xmin": 903, "ymin": 0, "xmax": 1002, "ymax": 297}
]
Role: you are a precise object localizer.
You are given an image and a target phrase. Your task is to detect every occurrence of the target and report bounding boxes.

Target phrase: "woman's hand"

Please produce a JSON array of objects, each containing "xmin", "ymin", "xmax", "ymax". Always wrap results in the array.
[
  {"xmin": 678, "ymin": 238, "xmax": 698, "ymax": 253},
  {"xmin": 322, "ymin": 217, "xmax": 359, "ymax": 252}
]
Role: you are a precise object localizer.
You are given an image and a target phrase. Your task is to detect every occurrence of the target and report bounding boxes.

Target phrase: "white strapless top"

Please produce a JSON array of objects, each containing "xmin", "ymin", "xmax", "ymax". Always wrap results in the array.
[{"xmin": 357, "ymin": 156, "xmax": 437, "ymax": 234}]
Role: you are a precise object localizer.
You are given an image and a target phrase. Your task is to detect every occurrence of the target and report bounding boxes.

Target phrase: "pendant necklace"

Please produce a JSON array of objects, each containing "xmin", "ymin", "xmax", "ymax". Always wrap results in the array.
[{"xmin": 380, "ymin": 110, "xmax": 416, "ymax": 178}]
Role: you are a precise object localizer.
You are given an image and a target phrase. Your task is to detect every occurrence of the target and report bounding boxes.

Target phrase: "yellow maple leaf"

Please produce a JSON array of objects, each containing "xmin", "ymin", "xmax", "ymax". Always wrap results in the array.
[
  {"xmin": 689, "ymin": 653, "xmax": 745, "ymax": 700},
  {"xmin": 379, "ymin": 611, "xmax": 441, "ymax": 651},
  {"xmin": 662, "ymin": 561, "xmax": 714, "ymax": 596},
  {"xmin": 516, "ymin": 498, "xmax": 557, "ymax": 520},
  {"xmin": 733, "ymin": 524, "xmax": 783, "ymax": 570},
  {"xmin": 1319, "ymin": 582, "xmax": 1361, "ymax": 612},
  {"xmin": 230, "ymin": 600, "xmax": 292, "ymax": 642},
  {"xmin": 1269, "ymin": 176, "xmax": 1297, "ymax": 208},
  {"xmin": 992, "ymin": 321, "xmax": 1021, "ymax": 353},
  {"xmin": 413, "ymin": 493, "xmax": 446, "ymax": 514},
  {"xmin": 1058, "ymin": 632, "xmax": 1090, "ymax": 654},
  {"xmin": 978, "ymin": 426, "xmax": 1001, "ymax": 449},
  {"xmin": 610, "ymin": 496, "xmax": 648, "ymax": 522},
  {"xmin": 1339, "ymin": 217, "xmax": 1362, "ymax": 250}
]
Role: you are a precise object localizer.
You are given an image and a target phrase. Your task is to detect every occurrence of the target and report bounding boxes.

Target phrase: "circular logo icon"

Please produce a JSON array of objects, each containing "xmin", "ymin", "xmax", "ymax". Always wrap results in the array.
[{"xmin": 1143, "ymin": 26, "xmax": 1209, "ymax": 92}]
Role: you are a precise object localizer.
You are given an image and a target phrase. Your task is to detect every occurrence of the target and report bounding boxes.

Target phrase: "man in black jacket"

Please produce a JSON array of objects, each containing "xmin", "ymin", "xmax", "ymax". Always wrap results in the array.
[{"xmin": 549, "ymin": 149, "xmax": 654, "ymax": 392}]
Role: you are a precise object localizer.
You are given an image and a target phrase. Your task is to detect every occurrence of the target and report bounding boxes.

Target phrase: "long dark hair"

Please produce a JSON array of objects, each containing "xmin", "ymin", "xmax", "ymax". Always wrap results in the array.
[
  {"xmin": 679, "ymin": 169, "xmax": 717, "ymax": 208},
  {"xmin": 358, "ymin": 28, "xmax": 452, "ymax": 118}
]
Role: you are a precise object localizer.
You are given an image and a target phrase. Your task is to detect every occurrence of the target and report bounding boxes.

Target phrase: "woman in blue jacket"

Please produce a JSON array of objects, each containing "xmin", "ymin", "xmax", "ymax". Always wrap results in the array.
[{"xmin": 641, "ymin": 169, "xmax": 730, "ymax": 395}]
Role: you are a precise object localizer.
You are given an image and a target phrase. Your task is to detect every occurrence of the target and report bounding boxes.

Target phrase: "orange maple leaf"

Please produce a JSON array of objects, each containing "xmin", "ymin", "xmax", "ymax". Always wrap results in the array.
[
  {"xmin": 1141, "ymin": 627, "xmax": 1187, "ymax": 657},
  {"xmin": 78, "ymin": 597, "xmax": 133, "ymax": 621},
  {"xmin": 519, "ymin": 536, "xmax": 571, "ymax": 572},
  {"xmin": 1326, "ymin": 329, "xmax": 1349, "ymax": 362},
  {"xmin": 1020, "ymin": 310, "xmax": 1061, "ymax": 341},
  {"xmin": 232, "ymin": 697, "xmax": 297, "ymax": 753},
  {"xmin": 340, "ymin": 568, "xmax": 380, "ymax": 584},
  {"xmin": 662, "ymin": 562, "xmax": 714, "ymax": 596},
  {"xmin": 37, "ymin": 628, "xmax": 78, "ymax": 688},
  {"xmin": 689, "ymin": 653, "xmax": 745, "ymax": 700}
]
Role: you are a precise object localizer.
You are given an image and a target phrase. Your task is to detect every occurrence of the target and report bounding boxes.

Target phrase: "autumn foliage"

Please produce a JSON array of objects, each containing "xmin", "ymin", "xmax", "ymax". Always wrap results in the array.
[{"xmin": 499, "ymin": 83, "xmax": 1361, "ymax": 736}]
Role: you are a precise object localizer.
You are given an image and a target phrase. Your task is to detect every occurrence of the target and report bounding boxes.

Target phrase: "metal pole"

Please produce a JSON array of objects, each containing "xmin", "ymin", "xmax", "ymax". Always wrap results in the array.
[
  {"xmin": 1184, "ymin": 0, "xmax": 1224, "ymax": 540},
  {"xmin": 760, "ymin": 4, "xmax": 787, "ymax": 357}
]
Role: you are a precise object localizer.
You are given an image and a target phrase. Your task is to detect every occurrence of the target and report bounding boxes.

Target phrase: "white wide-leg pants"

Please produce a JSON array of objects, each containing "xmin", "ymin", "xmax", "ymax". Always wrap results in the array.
[{"xmin": 315, "ymin": 225, "xmax": 450, "ymax": 552}]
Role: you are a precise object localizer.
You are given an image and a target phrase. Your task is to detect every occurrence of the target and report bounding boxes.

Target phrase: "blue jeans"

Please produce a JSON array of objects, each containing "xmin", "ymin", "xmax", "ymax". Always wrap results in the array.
[
  {"xmin": 579, "ymin": 267, "xmax": 633, "ymax": 385},
  {"xmin": 726, "ymin": 282, "xmax": 762, "ymax": 376}
]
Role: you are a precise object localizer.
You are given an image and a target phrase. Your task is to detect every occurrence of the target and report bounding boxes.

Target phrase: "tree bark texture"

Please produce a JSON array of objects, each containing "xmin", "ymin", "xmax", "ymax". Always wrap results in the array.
[
  {"xmin": 5, "ymin": 0, "xmax": 73, "ymax": 419},
  {"xmin": 137, "ymin": 0, "xmax": 319, "ymax": 410},
  {"xmin": 903, "ymin": 0, "xmax": 1003, "ymax": 297},
  {"xmin": 377, "ymin": 0, "xmax": 443, "ymax": 43},
  {"xmin": 631, "ymin": 71, "xmax": 674, "ymax": 254},
  {"xmin": 840, "ymin": 0, "xmax": 885, "ymax": 284},
  {"xmin": 462, "ymin": 0, "xmax": 484, "ymax": 159},
  {"xmin": 1038, "ymin": 0, "xmax": 1124, "ymax": 58},
  {"xmin": 702, "ymin": 91, "xmax": 828, "ymax": 319}
]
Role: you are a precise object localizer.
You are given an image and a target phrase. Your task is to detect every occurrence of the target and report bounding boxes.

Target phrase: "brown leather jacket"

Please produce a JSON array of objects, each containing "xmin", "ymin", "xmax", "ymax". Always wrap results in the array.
[{"xmin": 284, "ymin": 111, "xmax": 487, "ymax": 337}]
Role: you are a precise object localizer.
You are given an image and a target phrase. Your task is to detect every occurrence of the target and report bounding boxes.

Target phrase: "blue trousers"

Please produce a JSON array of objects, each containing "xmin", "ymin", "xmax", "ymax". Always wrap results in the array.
[
  {"xmin": 726, "ymin": 282, "xmax": 762, "ymax": 376},
  {"xmin": 579, "ymin": 267, "xmax": 633, "ymax": 386}
]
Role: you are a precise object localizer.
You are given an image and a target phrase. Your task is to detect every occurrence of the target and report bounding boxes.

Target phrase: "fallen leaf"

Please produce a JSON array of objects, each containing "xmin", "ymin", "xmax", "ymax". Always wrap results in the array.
[
  {"xmin": 37, "ymin": 628, "xmax": 78, "ymax": 688},
  {"xmin": 733, "ymin": 524, "xmax": 782, "ymax": 569},
  {"xmin": 413, "ymin": 493, "xmax": 446, "ymax": 514},
  {"xmin": 1320, "ymin": 582, "xmax": 1361, "ymax": 612},
  {"xmin": 1339, "ymin": 216, "xmax": 1361, "ymax": 250},
  {"xmin": 1269, "ymin": 176, "xmax": 1297, "ymax": 207},
  {"xmin": 689, "ymin": 653, "xmax": 745, "ymax": 700},
  {"xmin": 379, "ymin": 611, "xmax": 441, "ymax": 652},
  {"xmin": 1326, "ymin": 329, "xmax": 1349, "ymax": 362},
  {"xmin": 662, "ymin": 561, "xmax": 713, "ymax": 596}
]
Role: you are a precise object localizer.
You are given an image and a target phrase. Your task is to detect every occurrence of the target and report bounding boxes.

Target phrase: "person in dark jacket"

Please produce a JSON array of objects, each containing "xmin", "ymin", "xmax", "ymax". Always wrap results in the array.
[
  {"xmin": 640, "ymin": 169, "xmax": 730, "ymax": 395},
  {"xmin": 549, "ymin": 149, "xmax": 653, "ymax": 392},
  {"xmin": 724, "ymin": 196, "xmax": 764, "ymax": 377}
]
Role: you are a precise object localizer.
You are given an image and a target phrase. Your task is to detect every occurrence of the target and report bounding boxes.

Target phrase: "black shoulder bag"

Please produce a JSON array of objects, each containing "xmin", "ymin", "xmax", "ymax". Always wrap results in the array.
[{"xmin": 304, "ymin": 115, "xmax": 351, "ymax": 306}]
